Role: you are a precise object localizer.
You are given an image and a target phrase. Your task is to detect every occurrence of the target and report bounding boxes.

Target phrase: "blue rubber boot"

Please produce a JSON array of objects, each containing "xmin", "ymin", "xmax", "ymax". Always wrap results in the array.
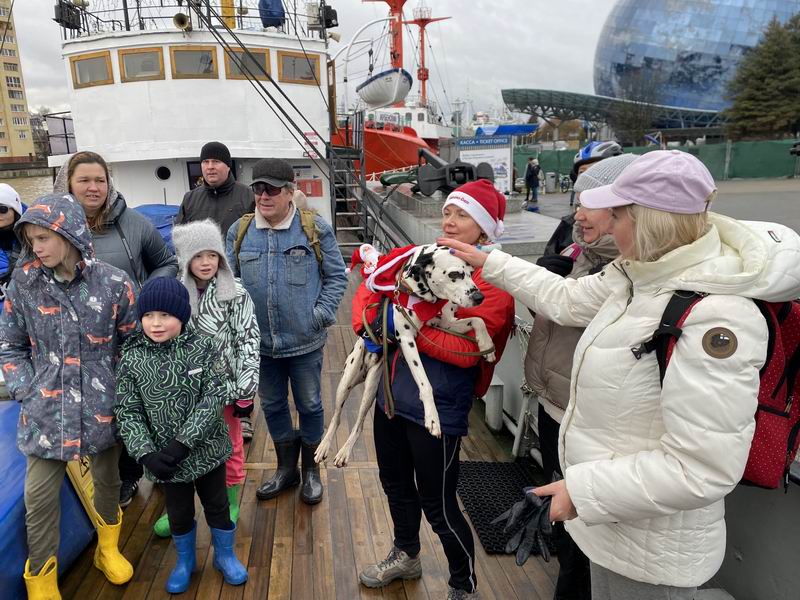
[
  {"xmin": 210, "ymin": 525, "xmax": 248, "ymax": 586},
  {"xmin": 165, "ymin": 523, "xmax": 197, "ymax": 594}
]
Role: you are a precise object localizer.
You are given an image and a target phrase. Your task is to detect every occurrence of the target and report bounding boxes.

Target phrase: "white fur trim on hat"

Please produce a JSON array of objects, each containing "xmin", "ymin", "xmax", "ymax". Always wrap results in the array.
[
  {"xmin": 443, "ymin": 190, "xmax": 503, "ymax": 240},
  {"xmin": 365, "ymin": 246, "xmax": 418, "ymax": 293}
]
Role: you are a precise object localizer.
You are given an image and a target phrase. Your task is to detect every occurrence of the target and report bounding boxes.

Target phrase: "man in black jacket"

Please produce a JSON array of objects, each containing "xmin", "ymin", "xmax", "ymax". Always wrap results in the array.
[{"xmin": 176, "ymin": 141, "xmax": 255, "ymax": 236}]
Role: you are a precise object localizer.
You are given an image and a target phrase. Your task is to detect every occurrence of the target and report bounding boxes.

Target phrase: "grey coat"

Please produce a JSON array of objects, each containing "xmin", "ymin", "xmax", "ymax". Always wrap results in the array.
[{"xmin": 53, "ymin": 160, "xmax": 178, "ymax": 290}]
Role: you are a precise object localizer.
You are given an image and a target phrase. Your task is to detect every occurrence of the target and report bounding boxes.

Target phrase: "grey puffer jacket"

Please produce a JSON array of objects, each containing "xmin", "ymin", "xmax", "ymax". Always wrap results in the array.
[
  {"xmin": 524, "ymin": 225, "xmax": 619, "ymax": 422},
  {"xmin": 53, "ymin": 160, "xmax": 178, "ymax": 290}
]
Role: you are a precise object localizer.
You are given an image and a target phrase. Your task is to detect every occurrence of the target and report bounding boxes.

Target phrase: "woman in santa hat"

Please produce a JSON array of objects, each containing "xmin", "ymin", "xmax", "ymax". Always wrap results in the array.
[{"xmin": 354, "ymin": 179, "xmax": 515, "ymax": 600}]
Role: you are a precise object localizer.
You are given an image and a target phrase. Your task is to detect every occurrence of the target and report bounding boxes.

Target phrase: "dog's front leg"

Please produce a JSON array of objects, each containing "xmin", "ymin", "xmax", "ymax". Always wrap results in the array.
[
  {"xmin": 333, "ymin": 353, "xmax": 382, "ymax": 467},
  {"xmin": 431, "ymin": 304, "xmax": 496, "ymax": 363},
  {"xmin": 394, "ymin": 307, "xmax": 441, "ymax": 437},
  {"xmin": 315, "ymin": 338, "xmax": 370, "ymax": 464}
]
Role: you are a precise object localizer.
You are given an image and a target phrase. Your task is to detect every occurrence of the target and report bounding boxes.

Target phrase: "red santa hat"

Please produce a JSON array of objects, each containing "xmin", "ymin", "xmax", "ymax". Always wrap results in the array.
[
  {"xmin": 442, "ymin": 179, "xmax": 506, "ymax": 241},
  {"xmin": 365, "ymin": 245, "xmax": 418, "ymax": 292}
]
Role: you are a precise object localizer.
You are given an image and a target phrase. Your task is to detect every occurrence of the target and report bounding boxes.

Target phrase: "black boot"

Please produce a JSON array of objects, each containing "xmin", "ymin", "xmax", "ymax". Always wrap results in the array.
[
  {"xmin": 300, "ymin": 441, "xmax": 323, "ymax": 505},
  {"xmin": 256, "ymin": 437, "xmax": 301, "ymax": 500}
]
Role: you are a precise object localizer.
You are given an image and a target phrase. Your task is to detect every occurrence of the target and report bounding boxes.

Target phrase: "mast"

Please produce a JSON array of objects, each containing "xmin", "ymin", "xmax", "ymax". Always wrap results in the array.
[
  {"xmin": 363, "ymin": 0, "xmax": 407, "ymax": 70},
  {"xmin": 404, "ymin": 2, "xmax": 449, "ymax": 107}
]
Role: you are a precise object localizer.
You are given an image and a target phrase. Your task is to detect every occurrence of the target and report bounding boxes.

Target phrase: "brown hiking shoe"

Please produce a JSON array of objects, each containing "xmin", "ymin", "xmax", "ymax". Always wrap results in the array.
[{"xmin": 359, "ymin": 547, "xmax": 422, "ymax": 588}]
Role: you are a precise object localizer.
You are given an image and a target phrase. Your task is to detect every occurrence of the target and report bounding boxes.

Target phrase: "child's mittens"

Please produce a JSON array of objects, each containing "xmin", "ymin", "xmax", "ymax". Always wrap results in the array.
[
  {"xmin": 140, "ymin": 452, "xmax": 178, "ymax": 480},
  {"xmin": 162, "ymin": 439, "xmax": 191, "ymax": 464},
  {"xmin": 233, "ymin": 399, "xmax": 254, "ymax": 419}
]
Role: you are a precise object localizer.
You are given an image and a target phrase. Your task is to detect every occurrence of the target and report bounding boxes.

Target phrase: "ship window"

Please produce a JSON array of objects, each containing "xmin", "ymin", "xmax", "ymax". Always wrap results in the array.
[
  {"xmin": 70, "ymin": 51, "xmax": 113, "ymax": 89},
  {"xmin": 156, "ymin": 166, "xmax": 171, "ymax": 181},
  {"xmin": 225, "ymin": 48, "xmax": 270, "ymax": 80},
  {"xmin": 119, "ymin": 47, "xmax": 165, "ymax": 83},
  {"xmin": 417, "ymin": 113, "xmax": 425, "ymax": 122},
  {"xmin": 277, "ymin": 50, "xmax": 320, "ymax": 85},
  {"xmin": 169, "ymin": 46, "xmax": 218, "ymax": 79},
  {"xmin": 404, "ymin": 113, "xmax": 412, "ymax": 122}
]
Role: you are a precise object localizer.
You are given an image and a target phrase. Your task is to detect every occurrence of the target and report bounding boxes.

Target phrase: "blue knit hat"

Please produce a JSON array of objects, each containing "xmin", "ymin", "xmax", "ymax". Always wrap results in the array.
[{"xmin": 137, "ymin": 277, "xmax": 191, "ymax": 324}]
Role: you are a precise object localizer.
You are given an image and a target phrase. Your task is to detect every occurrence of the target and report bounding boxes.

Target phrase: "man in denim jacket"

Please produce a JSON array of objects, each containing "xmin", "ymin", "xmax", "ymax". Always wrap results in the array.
[{"xmin": 226, "ymin": 158, "xmax": 346, "ymax": 505}]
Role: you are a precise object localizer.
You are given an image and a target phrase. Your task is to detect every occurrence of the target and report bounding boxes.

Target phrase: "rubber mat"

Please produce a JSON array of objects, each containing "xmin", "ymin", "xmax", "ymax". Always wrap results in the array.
[{"xmin": 457, "ymin": 459, "xmax": 553, "ymax": 555}]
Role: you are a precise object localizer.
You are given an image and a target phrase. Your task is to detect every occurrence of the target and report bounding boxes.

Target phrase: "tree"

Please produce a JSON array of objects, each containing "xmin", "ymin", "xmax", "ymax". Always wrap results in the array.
[
  {"xmin": 606, "ymin": 70, "xmax": 664, "ymax": 145},
  {"xmin": 725, "ymin": 17, "xmax": 800, "ymax": 139}
]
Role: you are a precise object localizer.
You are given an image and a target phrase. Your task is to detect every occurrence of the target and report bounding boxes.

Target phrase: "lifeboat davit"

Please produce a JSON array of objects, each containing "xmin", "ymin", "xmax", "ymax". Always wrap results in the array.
[{"xmin": 356, "ymin": 68, "xmax": 413, "ymax": 108}]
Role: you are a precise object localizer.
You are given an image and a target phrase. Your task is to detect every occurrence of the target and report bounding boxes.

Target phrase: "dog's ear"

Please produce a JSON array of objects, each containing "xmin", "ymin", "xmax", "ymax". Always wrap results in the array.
[
  {"xmin": 405, "ymin": 263, "xmax": 423, "ymax": 282},
  {"xmin": 415, "ymin": 248, "xmax": 435, "ymax": 270}
]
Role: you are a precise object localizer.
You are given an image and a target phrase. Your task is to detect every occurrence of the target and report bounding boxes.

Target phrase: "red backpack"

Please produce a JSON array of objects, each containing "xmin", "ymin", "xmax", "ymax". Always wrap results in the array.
[{"xmin": 636, "ymin": 293, "xmax": 800, "ymax": 490}]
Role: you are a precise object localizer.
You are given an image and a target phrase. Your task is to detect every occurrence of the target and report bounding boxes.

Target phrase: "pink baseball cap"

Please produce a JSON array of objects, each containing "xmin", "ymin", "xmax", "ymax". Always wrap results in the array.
[{"xmin": 579, "ymin": 150, "xmax": 716, "ymax": 214}]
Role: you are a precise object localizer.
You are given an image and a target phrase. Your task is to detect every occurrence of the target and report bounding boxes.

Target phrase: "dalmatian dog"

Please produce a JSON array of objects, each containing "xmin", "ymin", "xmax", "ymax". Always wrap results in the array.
[{"xmin": 315, "ymin": 244, "xmax": 496, "ymax": 468}]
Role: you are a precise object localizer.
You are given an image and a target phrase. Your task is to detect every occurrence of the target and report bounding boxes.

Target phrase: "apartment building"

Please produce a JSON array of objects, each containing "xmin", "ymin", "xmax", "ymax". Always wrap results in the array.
[{"xmin": 0, "ymin": 1, "xmax": 34, "ymax": 163}]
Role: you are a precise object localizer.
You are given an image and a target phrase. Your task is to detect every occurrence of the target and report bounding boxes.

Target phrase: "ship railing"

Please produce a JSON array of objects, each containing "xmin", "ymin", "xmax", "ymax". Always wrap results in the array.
[
  {"xmin": 365, "ymin": 165, "xmax": 415, "ymax": 182},
  {"xmin": 54, "ymin": 0, "xmax": 316, "ymax": 40}
]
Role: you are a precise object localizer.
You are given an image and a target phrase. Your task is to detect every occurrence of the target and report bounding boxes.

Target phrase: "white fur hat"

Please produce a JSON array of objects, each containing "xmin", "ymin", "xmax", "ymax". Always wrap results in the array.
[{"xmin": 171, "ymin": 219, "xmax": 237, "ymax": 315}]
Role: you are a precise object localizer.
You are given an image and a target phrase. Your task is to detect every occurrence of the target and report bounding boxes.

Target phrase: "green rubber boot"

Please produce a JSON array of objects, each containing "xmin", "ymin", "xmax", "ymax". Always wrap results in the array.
[
  {"xmin": 153, "ymin": 512, "xmax": 171, "ymax": 538},
  {"xmin": 227, "ymin": 484, "xmax": 241, "ymax": 524}
]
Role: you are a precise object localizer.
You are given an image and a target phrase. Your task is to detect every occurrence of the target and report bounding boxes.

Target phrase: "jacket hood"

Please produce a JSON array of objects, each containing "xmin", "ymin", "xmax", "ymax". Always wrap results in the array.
[
  {"xmin": 171, "ymin": 218, "xmax": 237, "ymax": 314},
  {"xmin": 53, "ymin": 154, "xmax": 119, "ymax": 209},
  {"xmin": 571, "ymin": 220, "xmax": 619, "ymax": 275},
  {"xmin": 625, "ymin": 212, "xmax": 800, "ymax": 302},
  {"xmin": 15, "ymin": 193, "xmax": 94, "ymax": 264}
]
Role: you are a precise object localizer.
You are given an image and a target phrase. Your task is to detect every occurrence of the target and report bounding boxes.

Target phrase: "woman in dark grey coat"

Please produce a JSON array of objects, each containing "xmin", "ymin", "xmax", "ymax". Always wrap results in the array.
[{"xmin": 53, "ymin": 150, "xmax": 179, "ymax": 506}]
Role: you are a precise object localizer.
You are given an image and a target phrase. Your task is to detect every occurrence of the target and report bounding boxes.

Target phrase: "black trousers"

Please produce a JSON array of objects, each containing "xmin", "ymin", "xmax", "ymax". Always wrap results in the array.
[
  {"xmin": 118, "ymin": 444, "xmax": 143, "ymax": 483},
  {"xmin": 374, "ymin": 408, "xmax": 477, "ymax": 593},
  {"xmin": 162, "ymin": 463, "xmax": 231, "ymax": 536},
  {"xmin": 538, "ymin": 403, "xmax": 592, "ymax": 600}
]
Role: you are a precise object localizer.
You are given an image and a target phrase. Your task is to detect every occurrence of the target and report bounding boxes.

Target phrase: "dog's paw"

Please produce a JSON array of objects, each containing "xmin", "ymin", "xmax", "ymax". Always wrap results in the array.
[
  {"xmin": 424, "ymin": 412, "xmax": 442, "ymax": 438},
  {"xmin": 314, "ymin": 440, "xmax": 331, "ymax": 464},
  {"xmin": 333, "ymin": 446, "xmax": 351, "ymax": 468}
]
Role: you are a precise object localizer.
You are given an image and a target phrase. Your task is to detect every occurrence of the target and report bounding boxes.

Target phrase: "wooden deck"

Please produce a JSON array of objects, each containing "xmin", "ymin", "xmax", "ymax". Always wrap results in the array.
[{"xmin": 61, "ymin": 276, "xmax": 556, "ymax": 599}]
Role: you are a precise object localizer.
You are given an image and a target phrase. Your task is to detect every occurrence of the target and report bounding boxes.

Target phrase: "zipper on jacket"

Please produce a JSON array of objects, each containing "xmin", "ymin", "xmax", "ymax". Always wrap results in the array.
[{"xmin": 613, "ymin": 261, "xmax": 635, "ymax": 306}]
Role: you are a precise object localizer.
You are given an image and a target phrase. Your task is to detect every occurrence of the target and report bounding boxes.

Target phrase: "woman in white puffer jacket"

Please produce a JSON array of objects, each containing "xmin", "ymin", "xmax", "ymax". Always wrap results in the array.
[{"xmin": 442, "ymin": 150, "xmax": 800, "ymax": 600}]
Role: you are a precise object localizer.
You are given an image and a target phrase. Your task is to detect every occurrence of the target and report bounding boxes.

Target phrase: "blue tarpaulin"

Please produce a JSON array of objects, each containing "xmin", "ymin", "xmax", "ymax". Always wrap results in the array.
[
  {"xmin": 134, "ymin": 204, "xmax": 179, "ymax": 252},
  {"xmin": 0, "ymin": 402, "xmax": 94, "ymax": 600},
  {"xmin": 259, "ymin": 0, "xmax": 286, "ymax": 27},
  {"xmin": 475, "ymin": 124, "xmax": 538, "ymax": 137}
]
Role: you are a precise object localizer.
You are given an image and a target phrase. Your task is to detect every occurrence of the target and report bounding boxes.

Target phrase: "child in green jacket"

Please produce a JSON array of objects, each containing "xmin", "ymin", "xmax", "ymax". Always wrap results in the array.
[{"xmin": 114, "ymin": 277, "xmax": 247, "ymax": 593}]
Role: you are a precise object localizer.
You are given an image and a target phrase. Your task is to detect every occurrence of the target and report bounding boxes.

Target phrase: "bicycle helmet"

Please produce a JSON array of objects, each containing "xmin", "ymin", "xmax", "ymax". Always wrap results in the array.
[{"xmin": 571, "ymin": 140, "xmax": 622, "ymax": 181}]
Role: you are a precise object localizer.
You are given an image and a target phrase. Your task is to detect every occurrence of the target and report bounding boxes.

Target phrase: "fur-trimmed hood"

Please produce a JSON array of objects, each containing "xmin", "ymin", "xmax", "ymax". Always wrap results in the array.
[{"xmin": 171, "ymin": 218, "xmax": 236, "ymax": 315}]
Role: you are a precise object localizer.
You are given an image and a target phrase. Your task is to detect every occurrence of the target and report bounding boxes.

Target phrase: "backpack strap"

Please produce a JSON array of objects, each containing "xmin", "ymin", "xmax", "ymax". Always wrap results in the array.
[
  {"xmin": 233, "ymin": 213, "xmax": 256, "ymax": 270},
  {"xmin": 631, "ymin": 291, "xmax": 705, "ymax": 386},
  {"xmin": 299, "ymin": 208, "xmax": 324, "ymax": 275}
]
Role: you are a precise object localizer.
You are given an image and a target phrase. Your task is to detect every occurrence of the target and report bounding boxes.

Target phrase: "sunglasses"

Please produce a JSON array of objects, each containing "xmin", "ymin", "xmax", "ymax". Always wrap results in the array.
[
  {"xmin": 251, "ymin": 182, "xmax": 283, "ymax": 197},
  {"xmin": 0, "ymin": 206, "xmax": 10, "ymax": 214}
]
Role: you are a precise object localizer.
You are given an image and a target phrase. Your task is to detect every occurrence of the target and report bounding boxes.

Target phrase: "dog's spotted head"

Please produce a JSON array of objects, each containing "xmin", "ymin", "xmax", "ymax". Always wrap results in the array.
[{"xmin": 400, "ymin": 244, "xmax": 484, "ymax": 308}]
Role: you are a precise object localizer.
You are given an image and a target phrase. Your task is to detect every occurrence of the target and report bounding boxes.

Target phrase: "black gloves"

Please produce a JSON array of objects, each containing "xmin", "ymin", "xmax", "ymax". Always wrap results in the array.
[
  {"xmin": 536, "ymin": 254, "xmax": 574, "ymax": 278},
  {"xmin": 492, "ymin": 487, "xmax": 554, "ymax": 565},
  {"xmin": 162, "ymin": 439, "xmax": 191, "ymax": 463},
  {"xmin": 140, "ymin": 452, "xmax": 177, "ymax": 480}
]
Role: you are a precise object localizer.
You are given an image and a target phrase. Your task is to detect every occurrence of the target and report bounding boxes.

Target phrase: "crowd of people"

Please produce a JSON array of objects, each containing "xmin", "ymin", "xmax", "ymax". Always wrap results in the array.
[{"xmin": 1, "ymin": 140, "xmax": 798, "ymax": 600}]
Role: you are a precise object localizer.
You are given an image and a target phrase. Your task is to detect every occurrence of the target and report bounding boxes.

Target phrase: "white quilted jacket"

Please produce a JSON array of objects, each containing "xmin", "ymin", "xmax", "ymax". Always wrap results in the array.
[{"xmin": 483, "ymin": 214, "xmax": 800, "ymax": 587}]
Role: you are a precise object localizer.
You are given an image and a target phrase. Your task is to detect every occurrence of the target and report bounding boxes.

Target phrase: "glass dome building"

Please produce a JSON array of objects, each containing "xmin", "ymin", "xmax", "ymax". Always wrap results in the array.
[{"xmin": 594, "ymin": 0, "xmax": 800, "ymax": 111}]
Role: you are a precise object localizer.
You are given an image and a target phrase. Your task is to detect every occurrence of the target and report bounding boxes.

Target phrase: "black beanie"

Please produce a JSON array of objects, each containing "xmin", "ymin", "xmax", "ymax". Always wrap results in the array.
[
  {"xmin": 137, "ymin": 277, "xmax": 191, "ymax": 325},
  {"xmin": 200, "ymin": 141, "xmax": 232, "ymax": 168}
]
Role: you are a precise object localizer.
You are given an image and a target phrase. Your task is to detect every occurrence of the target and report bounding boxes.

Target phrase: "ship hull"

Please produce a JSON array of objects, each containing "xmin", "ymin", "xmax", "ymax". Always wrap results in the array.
[{"xmin": 332, "ymin": 126, "xmax": 430, "ymax": 177}]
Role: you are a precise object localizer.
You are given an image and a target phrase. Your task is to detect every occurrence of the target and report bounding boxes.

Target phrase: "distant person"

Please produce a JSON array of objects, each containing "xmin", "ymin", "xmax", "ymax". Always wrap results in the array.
[
  {"xmin": 525, "ymin": 154, "xmax": 637, "ymax": 600},
  {"xmin": 524, "ymin": 157, "xmax": 540, "ymax": 204},
  {"xmin": 53, "ymin": 150, "xmax": 178, "ymax": 508},
  {"xmin": 568, "ymin": 141, "xmax": 622, "ymax": 207},
  {"xmin": 0, "ymin": 184, "xmax": 24, "ymax": 305},
  {"xmin": 176, "ymin": 141, "xmax": 255, "ymax": 236},
  {"xmin": 226, "ymin": 158, "xmax": 347, "ymax": 506}
]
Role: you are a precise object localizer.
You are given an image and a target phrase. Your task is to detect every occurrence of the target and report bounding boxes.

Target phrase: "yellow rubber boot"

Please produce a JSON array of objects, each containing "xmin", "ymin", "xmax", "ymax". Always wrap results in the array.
[
  {"xmin": 93, "ymin": 508, "xmax": 134, "ymax": 585},
  {"xmin": 24, "ymin": 556, "xmax": 61, "ymax": 600}
]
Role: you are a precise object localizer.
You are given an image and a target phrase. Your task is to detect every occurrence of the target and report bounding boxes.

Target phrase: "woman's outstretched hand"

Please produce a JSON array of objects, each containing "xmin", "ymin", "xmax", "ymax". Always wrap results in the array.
[
  {"xmin": 532, "ymin": 480, "xmax": 578, "ymax": 522},
  {"xmin": 437, "ymin": 238, "xmax": 489, "ymax": 268}
]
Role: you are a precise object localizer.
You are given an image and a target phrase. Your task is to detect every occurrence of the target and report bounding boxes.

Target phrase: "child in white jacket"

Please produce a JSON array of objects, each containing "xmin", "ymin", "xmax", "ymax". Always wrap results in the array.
[{"xmin": 151, "ymin": 218, "xmax": 260, "ymax": 538}]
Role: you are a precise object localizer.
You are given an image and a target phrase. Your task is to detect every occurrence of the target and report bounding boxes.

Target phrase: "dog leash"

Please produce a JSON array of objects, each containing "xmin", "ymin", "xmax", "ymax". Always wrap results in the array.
[{"xmin": 361, "ymin": 297, "xmax": 396, "ymax": 418}]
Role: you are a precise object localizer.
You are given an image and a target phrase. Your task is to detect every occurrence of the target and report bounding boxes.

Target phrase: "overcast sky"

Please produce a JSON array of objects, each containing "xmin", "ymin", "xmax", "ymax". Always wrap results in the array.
[{"xmin": 14, "ymin": 0, "xmax": 617, "ymax": 117}]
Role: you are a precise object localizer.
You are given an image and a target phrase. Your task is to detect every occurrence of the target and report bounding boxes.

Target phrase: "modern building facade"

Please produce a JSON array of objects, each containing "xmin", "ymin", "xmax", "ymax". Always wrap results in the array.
[
  {"xmin": 0, "ymin": 0, "xmax": 34, "ymax": 163},
  {"xmin": 594, "ymin": 0, "xmax": 800, "ymax": 112}
]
